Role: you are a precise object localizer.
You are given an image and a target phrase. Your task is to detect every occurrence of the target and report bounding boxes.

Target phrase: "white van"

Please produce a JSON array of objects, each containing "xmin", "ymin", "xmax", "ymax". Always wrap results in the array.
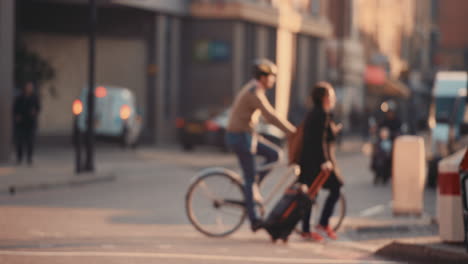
[
  {"xmin": 73, "ymin": 86, "xmax": 143, "ymax": 147},
  {"xmin": 429, "ymin": 71, "xmax": 467, "ymax": 158}
]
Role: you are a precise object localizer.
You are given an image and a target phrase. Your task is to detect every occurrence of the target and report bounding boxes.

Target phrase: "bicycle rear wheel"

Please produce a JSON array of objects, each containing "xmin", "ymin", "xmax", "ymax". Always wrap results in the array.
[
  {"xmin": 329, "ymin": 192, "xmax": 346, "ymax": 231},
  {"xmin": 185, "ymin": 170, "xmax": 247, "ymax": 237}
]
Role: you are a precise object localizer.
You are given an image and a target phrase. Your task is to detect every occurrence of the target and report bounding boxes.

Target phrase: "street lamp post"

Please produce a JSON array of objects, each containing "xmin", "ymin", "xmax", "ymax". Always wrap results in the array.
[{"xmin": 84, "ymin": 0, "xmax": 97, "ymax": 172}]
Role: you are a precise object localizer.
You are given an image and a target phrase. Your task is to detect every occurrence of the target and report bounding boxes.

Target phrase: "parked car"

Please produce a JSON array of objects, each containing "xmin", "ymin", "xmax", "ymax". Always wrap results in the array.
[
  {"xmin": 176, "ymin": 108, "xmax": 225, "ymax": 151},
  {"xmin": 73, "ymin": 86, "xmax": 143, "ymax": 148},
  {"xmin": 176, "ymin": 108, "xmax": 286, "ymax": 151}
]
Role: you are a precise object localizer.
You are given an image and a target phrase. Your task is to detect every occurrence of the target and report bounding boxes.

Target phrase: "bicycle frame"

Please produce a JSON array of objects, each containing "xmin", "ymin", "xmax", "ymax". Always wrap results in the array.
[
  {"xmin": 257, "ymin": 161, "xmax": 300, "ymax": 206},
  {"xmin": 188, "ymin": 149, "xmax": 300, "ymax": 210}
]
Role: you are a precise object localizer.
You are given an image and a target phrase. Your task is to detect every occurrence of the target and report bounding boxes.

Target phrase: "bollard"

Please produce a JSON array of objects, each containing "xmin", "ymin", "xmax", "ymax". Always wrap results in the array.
[
  {"xmin": 437, "ymin": 148, "xmax": 466, "ymax": 242},
  {"xmin": 460, "ymin": 149, "xmax": 468, "ymax": 252},
  {"xmin": 392, "ymin": 136, "xmax": 426, "ymax": 216},
  {"xmin": 461, "ymin": 171, "xmax": 468, "ymax": 252}
]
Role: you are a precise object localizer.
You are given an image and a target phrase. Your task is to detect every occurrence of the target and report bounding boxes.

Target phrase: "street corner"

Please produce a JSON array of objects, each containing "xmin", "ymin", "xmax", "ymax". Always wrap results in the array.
[{"xmin": 375, "ymin": 240, "xmax": 468, "ymax": 264}]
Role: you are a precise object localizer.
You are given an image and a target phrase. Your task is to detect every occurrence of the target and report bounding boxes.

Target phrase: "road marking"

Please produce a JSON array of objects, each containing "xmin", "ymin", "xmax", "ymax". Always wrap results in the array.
[
  {"xmin": 359, "ymin": 202, "xmax": 392, "ymax": 217},
  {"xmin": 359, "ymin": 205, "xmax": 386, "ymax": 217},
  {"xmin": 0, "ymin": 250, "xmax": 397, "ymax": 263}
]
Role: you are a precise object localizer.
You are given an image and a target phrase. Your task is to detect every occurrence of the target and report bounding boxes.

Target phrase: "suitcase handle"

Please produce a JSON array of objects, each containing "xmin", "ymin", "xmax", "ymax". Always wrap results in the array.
[{"xmin": 281, "ymin": 170, "xmax": 331, "ymax": 220}]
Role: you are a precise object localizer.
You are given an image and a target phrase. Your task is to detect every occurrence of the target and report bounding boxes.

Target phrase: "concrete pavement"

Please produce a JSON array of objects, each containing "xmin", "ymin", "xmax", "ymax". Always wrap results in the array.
[{"xmin": 0, "ymin": 147, "xmax": 116, "ymax": 195}]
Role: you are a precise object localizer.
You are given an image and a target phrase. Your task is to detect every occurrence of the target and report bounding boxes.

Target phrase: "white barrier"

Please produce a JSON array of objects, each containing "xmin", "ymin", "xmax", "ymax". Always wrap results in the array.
[
  {"xmin": 392, "ymin": 136, "xmax": 426, "ymax": 216},
  {"xmin": 437, "ymin": 148, "xmax": 466, "ymax": 242}
]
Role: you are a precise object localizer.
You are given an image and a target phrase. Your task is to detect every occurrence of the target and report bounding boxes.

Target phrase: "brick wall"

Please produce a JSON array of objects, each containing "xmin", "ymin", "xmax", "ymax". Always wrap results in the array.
[{"xmin": 436, "ymin": 0, "xmax": 468, "ymax": 69}]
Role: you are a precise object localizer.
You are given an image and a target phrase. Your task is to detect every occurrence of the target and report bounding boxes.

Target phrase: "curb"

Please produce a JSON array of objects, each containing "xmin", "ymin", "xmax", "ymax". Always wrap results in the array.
[
  {"xmin": 375, "ymin": 241, "xmax": 468, "ymax": 264},
  {"xmin": 1, "ymin": 172, "xmax": 117, "ymax": 196}
]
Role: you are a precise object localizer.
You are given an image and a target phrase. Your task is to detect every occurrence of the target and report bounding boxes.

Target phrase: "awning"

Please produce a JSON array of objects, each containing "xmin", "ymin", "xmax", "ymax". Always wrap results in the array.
[
  {"xmin": 368, "ymin": 79, "xmax": 411, "ymax": 98},
  {"xmin": 365, "ymin": 65, "xmax": 386, "ymax": 86}
]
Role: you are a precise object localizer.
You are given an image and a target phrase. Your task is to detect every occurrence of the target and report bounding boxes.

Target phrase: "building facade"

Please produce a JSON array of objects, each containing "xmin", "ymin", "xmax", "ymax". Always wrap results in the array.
[
  {"xmin": 324, "ymin": 0, "xmax": 434, "ymax": 133},
  {"xmin": 185, "ymin": 0, "xmax": 332, "ymax": 127},
  {"xmin": 0, "ymin": 0, "xmax": 15, "ymax": 161},
  {"xmin": 7, "ymin": 0, "xmax": 332, "ymax": 148},
  {"xmin": 16, "ymin": 0, "xmax": 186, "ymax": 144},
  {"xmin": 431, "ymin": 0, "xmax": 468, "ymax": 70},
  {"xmin": 326, "ymin": 0, "xmax": 366, "ymax": 132}
]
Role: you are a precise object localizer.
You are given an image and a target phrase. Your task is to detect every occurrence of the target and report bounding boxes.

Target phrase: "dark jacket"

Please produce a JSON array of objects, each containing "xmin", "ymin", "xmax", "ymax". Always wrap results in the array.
[
  {"xmin": 298, "ymin": 107, "xmax": 342, "ymax": 189},
  {"xmin": 298, "ymin": 106, "xmax": 330, "ymax": 185},
  {"xmin": 379, "ymin": 117, "xmax": 402, "ymax": 140},
  {"xmin": 13, "ymin": 94, "xmax": 41, "ymax": 129},
  {"xmin": 371, "ymin": 139, "xmax": 392, "ymax": 171}
]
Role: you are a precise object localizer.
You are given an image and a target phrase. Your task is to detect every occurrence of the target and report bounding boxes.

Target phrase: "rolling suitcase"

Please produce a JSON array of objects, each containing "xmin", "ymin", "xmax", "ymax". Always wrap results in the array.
[{"xmin": 263, "ymin": 170, "xmax": 330, "ymax": 242}]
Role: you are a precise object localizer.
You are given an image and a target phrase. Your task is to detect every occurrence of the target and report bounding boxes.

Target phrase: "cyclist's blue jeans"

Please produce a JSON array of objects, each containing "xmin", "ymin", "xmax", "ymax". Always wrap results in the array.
[{"xmin": 226, "ymin": 132, "xmax": 279, "ymax": 223}]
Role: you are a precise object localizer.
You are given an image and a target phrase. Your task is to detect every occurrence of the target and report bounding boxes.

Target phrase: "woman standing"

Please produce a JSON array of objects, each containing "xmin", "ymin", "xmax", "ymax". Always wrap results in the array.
[{"xmin": 298, "ymin": 82, "xmax": 343, "ymax": 242}]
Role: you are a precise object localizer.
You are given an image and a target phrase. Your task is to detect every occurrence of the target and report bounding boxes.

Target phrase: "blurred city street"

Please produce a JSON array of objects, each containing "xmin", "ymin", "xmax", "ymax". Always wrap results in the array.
[
  {"xmin": 1, "ymin": 0, "xmax": 468, "ymax": 263},
  {"xmin": 1, "ymin": 140, "xmax": 461, "ymax": 264}
]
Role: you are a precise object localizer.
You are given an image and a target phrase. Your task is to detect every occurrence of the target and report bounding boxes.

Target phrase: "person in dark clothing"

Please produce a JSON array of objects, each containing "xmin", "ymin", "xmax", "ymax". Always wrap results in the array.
[
  {"xmin": 298, "ymin": 82, "xmax": 343, "ymax": 242},
  {"xmin": 13, "ymin": 82, "xmax": 40, "ymax": 165},
  {"xmin": 374, "ymin": 107, "xmax": 401, "ymax": 184},
  {"xmin": 379, "ymin": 109, "xmax": 402, "ymax": 141},
  {"xmin": 371, "ymin": 127, "xmax": 393, "ymax": 185}
]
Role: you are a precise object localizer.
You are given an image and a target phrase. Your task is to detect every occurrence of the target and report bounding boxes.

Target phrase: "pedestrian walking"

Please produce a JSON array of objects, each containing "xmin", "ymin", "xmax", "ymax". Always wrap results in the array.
[
  {"xmin": 298, "ymin": 82, "xmax": 343, "ymax": 242},
  {"xmin": 13, "ymin": 82, "xmax": 40, "ymax": 165}
]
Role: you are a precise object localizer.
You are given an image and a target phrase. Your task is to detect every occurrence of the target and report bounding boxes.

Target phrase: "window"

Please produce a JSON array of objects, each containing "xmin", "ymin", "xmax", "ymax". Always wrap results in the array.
[{"xmin": 310, "ymin": 0, "xmax": 321, "ymax": 16}]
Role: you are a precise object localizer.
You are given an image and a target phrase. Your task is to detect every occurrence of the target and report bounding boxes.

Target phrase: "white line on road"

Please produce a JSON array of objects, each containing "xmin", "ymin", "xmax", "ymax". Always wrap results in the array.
[
  {"xmin": 0, "ymin": 250, "xmax": 397, "ymax": 263},
  {"xmin": 359, "ymin": 202, "xmax": 392, "ymax": 217}
]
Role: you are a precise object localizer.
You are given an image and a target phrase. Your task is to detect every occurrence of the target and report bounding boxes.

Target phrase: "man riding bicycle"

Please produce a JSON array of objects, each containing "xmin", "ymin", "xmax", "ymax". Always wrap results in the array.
[{"xmin": 225, "ymin": 58, "xmax": 296, "ymax": 232}]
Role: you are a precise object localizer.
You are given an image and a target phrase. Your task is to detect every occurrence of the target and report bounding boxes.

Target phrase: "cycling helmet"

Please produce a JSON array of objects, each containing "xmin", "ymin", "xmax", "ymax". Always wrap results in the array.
[{"xmin": 252, "ymin": 58, "xmax": 277, "ymax": 79}]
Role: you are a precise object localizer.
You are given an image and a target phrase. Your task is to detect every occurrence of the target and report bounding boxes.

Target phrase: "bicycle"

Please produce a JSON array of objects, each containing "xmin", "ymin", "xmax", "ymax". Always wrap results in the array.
[{"xmin": 185, "ymin": 149, "xmax": 346, "ymax": 237}]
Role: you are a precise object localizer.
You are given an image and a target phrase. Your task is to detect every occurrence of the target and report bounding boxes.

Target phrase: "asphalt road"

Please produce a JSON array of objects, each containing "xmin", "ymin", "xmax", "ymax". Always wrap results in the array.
[{"xmin": 0, "ymin": 146, "xmax": 432, "ymax": 263}]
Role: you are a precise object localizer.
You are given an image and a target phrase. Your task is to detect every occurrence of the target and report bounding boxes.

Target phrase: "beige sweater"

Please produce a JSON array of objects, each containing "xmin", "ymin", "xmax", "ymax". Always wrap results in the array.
[{"xmin": 227, "ymin": 80, "xmax": 296, "ymax": 135}]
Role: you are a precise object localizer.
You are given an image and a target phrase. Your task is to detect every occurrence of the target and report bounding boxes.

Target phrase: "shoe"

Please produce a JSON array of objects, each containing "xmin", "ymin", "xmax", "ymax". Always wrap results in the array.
[
  {"xmin": 316, "ymin": 225, "xmax": 338, "ymax": 240},
  {"xmin": 301, "ymin": 232, "xmax": 324, "ymax": 242},
  {"xmin": 251, "ymin": 219, "xmax": 264, "ymax": 232}
]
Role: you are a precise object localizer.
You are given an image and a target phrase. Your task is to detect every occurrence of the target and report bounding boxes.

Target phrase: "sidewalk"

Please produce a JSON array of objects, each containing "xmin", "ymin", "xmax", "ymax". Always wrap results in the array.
[
  {"xmin": 340, "ymin": 208, "xmax": 468, "ymax": 263},
  {"xmin": 0, "ymin": 147, "xmax": 116, "ymax": 195}
]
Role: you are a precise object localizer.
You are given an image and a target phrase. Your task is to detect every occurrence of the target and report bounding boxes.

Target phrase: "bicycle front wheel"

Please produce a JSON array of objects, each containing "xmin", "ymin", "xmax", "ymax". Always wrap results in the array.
[
  {"xmin": 185, "ymin": 170, "xmax": 247, "ymax": 237},
  {"xmin": 310, "ymin": 191, "xmax": 346, "ymax": 232}
]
